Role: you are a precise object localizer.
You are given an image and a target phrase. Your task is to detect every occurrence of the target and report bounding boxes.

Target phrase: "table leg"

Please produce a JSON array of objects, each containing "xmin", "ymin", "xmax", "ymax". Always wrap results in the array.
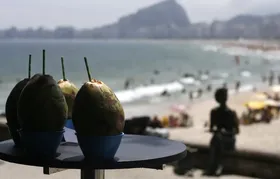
[{"xmin": 81, "ymin": 169, "xmax": 105, "ymax": 179}]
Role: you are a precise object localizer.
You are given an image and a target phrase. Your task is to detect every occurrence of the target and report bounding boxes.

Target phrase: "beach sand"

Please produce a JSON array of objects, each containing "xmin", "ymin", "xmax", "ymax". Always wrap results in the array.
[
  {"xmin": 169, "ymin": 90, "xmax": 280, "ymax": 155},
  {"xmin": 0, "ymin": 162, "xmax": 255, "ymax": 179},
  {"xmin": 0, "ymin": 88, "xmax": 276, "ymax": 179}
]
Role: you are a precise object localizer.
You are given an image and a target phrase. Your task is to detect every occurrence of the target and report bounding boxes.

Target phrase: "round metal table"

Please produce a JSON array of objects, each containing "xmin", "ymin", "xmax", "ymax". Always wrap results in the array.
[{"xmin": 0, "ymin": 134, "xmax": 187, "ymax": 179}]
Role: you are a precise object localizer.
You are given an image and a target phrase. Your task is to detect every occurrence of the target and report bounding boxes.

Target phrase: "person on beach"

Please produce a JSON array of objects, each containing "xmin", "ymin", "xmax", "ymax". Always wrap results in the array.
[
  {"xmin": 206, "ymin": 84, "xmax": 212, "ymax": 92},
  {"xmin": 153, "ymin": 69, "xmax": 160, "ymax": 75},
  {"xmin": 189, "ymin": 91, "xmax": 193, "ymax": 101},
  {"xmin": 268, "ymin": 70, "xmax": 274, "ymax": 86},
  {"xmin": 204, "ymin": 88, "xmax": 240, "ymax": 176},
  {"xmin": 161, "ymin": 90, "xmax": 170, "ymax": 97},
  {"xmin": 235, "ymin": 80, "xmax": 241, "ymax": 93},
  {"xmin": 234, "ymin": 56, "xmax": 240, "ymax": 66},
  {"xmin": 124, "ymin": 78, "xmax": 134, "ymax": 89},
  {"xmin": 197, "ymin": 88, "xmax": 203, "ymax": 98},
  {"xmin": 261, "ymin": 75, "xmax": 267, "ymax": 83}
]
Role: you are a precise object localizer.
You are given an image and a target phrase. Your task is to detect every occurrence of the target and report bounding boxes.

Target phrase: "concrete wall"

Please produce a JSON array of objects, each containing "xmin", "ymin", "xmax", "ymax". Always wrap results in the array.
[{"xmin": 177, "ymin": 142, "xmax": 280, "ymax": 179}]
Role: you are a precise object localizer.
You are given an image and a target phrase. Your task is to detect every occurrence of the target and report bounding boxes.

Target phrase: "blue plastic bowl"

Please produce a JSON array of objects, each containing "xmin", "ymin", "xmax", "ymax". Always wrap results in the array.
[
  {"xmin": 77, "ymin": 132, "xmax": 124, "ymax": 161},
  {"xmin": 65, "ymin": 119, "xmax": 75, "ymax": 130},
  {"xmin": 6, "ymin": 123, "xmax": 21, "ymax": 147},
  {"xmin": 19, "ymin": 129, "xmax": 64, "ymax": 159}
]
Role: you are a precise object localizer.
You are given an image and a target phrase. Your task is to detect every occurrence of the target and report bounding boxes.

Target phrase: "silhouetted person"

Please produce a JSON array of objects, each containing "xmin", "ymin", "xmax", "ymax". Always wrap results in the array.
[
  {"xmin": 124, "ymin": 80, "xmax": 130, "ymax": 89},
  {"xmin": 269, "ymin": 70, "xmax": 274, "ymax": 86},
  {"xmin": 183, "ymin": 73, "xmax": 195, "ymax": 78},
  {"xmin": 189, "ymin": 91, "xmax": 193, "ymax": 101},
  {"xmin": 261, "ymin": 75, "xmax": 267, "ymax": 83},
  {"xmin": 197, "ymin": 88, "xmax": 203, "ymax": 98},
  {"xmin": 154, "ymin": 70, "xmax": 160, "ymax": 75},
  {"xmin": 124, "ymin": 78, "xmax": 134, "ymax": 89},
  {"xmin": 235, "ymin": 81, "xmax": 241, "ymax": 92},
  {"xmin": 206, "ymin": 84, "xmax": 212, "ymax": 92},
  {"xmin": 161, "ymin": 90, "xmax": 170, "ymax": 97},
  {"xmin": 204, "ymin": 88, "xmax": 239, "ymax": 176},
  {"xmin": 278, "ymin": 75, "xmax": 280, "ymax": 84}
]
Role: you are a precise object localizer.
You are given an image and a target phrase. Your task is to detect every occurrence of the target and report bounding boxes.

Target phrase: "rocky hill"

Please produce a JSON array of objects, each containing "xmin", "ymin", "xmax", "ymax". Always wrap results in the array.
[{"xmin": 91, "ymin": 0, "xmax": 191, "ymax": 38}]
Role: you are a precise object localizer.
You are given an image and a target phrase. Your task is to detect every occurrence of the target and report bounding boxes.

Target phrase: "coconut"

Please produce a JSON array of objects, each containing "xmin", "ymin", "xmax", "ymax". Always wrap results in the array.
[
  {"xmin": 6, "ymin": 79, "xmax": 29, "ymax": 129},
  {"xmin": 57, "ymin": 57, "xmax": 78, "ymax": 119},
  {"xmin": 17, "ymin": 50, "xmax": 68, "ymax": 132},
  {"xmin": 72, "ymin": 57, "xmax": 125, "ymax": 136},
  {"xmin": 5, "ymin": 55, "xmax": 32, "ymax": 130}
]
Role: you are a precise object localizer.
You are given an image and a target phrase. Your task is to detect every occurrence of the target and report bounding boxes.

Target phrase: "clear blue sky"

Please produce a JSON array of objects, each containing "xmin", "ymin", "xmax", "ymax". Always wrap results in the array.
[{"xmin": 0, "ymin": 0, "xmax": 278, "ymax": 29}]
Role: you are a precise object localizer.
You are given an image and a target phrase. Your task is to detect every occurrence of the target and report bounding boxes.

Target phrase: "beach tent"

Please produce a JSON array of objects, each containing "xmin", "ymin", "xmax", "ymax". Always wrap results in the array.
[
  {"xmin": 271, "ymin": 85, "xmax": 280, "ymax": 93},
  {"xmin": 264, "ymin": 99, "xmax": 280, "ymax": 107}
]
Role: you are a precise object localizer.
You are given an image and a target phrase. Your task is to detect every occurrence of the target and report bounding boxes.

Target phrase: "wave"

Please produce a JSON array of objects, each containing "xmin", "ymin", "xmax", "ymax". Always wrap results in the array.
[
  {"xmin": 115, "ymin": 71, "xmax": 254, "ymax": 104},
  {"xmin": 240, "ymin": 70, "xmax": 251, "ymax": 78},
  {"xmin": 115, "ymin": 81, "xmax": 184, "ymax": 103},
  {"xmin": 179, "ymin": 77, "xmax": 200, "ymax": 85},
  {"xmin": 202, "ymin": 45, "xmax": 221, "ymax": 52}
]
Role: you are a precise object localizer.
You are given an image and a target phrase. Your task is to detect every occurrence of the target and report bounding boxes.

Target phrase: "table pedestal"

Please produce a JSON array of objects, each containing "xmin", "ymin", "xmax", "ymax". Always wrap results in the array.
[{"xmin": 81, "ymin": 169, "xmax": 105, "ymax": 179}]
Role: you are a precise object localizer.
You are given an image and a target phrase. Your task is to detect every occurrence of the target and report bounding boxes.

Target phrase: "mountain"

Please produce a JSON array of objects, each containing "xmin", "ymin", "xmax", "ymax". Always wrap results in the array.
[
  {"xmin": 1, "ymin": 0, "xmax": 280, "ymax": 39},
  {"xmin": 91, "ymin": 0, "xmax": 191, "ymax": 38}
]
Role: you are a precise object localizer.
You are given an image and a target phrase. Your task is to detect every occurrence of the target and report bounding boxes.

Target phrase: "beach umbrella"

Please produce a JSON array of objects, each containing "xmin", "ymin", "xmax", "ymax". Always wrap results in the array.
[
  {"xmin": 271, "ymin": 85, "xmax": 280, "ymax": 93},
  {"xmin": 244, "ymin": 101, "xmax": 266, "ymax": 110}
]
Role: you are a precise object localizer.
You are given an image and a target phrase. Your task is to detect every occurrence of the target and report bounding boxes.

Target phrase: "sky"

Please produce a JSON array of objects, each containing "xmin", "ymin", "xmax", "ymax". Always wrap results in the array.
[{"xmin": 0, "ymin": 0, "xmax": 279, "ymax": 29}]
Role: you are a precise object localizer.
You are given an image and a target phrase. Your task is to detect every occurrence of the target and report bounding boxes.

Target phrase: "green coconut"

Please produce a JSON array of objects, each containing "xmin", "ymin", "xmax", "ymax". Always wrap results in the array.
[
  {"xmin": 5, "ymin": 55, "xmax": 32, "ymax": 130},
  {"xmin": 17, "ymin": 50, "xmax": 68, "ymax": 132},
  {"xmin": 72, "ymin": 57, "xmax": 125, "ymax": 136},
  {"xmin": 57, "ymin": 57, "xmax": 78, "ymax": 119}
]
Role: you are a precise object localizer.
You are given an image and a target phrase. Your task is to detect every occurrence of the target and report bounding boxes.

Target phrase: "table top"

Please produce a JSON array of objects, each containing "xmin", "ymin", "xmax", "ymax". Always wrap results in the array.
[{"xmin": 0, "ymin": 134, "xmax": 187, "ymax": 170}]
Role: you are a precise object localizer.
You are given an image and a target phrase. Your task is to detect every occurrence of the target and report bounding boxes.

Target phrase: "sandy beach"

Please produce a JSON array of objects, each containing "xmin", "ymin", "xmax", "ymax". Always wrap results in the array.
[
  {"xmin": 169, "ymin": 90, "xmax": 280, "ymax": 155},
  {"xmin": 0, "ymin": 164, "xmax": 254, "ymax": 179},
  {"xmin": 0, "ymin": 86, "xmax": 277, "ymax": 179}
]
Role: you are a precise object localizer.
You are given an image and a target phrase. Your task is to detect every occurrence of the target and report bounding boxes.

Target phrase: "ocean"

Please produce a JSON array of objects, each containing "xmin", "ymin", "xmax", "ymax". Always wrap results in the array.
[{"xmin": 0, "ymin": 39, "xmax": 279, "ymax": 116}]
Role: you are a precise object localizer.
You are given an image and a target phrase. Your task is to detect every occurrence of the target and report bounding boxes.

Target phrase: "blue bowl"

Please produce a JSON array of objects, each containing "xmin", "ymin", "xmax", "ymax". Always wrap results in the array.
[
  {"xmin": 77, "ymin": 132, "xmax": 124, "ymax": 161},
  {"xmin": 6, "ymin": 123, "xmax": 21, "ymax": 148},
  {"xmin": 19, "ymin": 129, "xmax": 64, "ymax": 159},
  {"xmin": 65, "ymin": 119, "xmax": 75, "ymax": 130}
]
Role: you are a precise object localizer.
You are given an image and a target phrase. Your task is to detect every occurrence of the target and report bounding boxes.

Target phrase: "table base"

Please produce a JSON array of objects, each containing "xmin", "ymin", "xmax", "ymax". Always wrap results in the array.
[{"xmin": 81, "ymin": 169, "xmax": 105, "ymax": 179}]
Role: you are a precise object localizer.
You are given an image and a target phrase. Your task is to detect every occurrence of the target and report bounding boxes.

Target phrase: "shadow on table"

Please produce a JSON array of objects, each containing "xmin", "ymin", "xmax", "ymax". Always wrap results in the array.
[{"xmin": 122, "ymin": 135, "xmax": 170, "ymax": 147}]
